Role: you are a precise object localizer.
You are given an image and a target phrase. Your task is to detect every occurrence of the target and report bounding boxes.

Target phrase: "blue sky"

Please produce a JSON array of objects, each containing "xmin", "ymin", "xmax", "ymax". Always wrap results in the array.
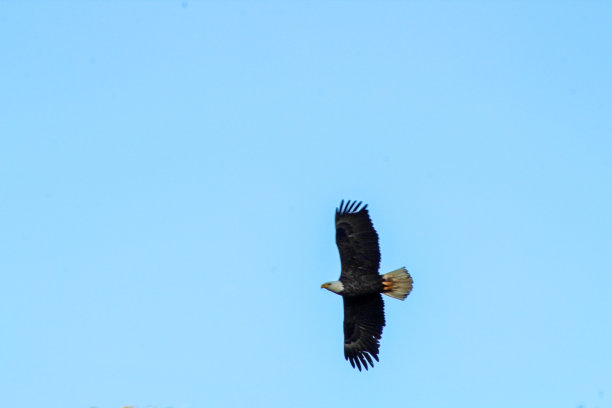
[{"xmin": 1, "ymin": 2, "xmax": 611, "ymax": 408}]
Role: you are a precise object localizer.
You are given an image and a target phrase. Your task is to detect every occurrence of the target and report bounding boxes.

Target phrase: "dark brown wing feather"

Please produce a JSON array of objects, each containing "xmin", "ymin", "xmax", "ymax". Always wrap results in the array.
[
  {"xmin": 343, "ymin": 293, "xmax": 385, "ymax": 371},
  {"xmin": 335, "ymin": 200, "xmax": 381, "ymax": 280}
]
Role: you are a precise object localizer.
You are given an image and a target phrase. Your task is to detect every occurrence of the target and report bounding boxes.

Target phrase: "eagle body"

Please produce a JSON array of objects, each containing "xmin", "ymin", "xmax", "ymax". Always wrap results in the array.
[
  {"xmin": 339, "ymin": 275, "xmax": 384, "ymax": 297},
  {"xmin": 321, "ymin": 200, "xmax": 413, "ymax": 371}
]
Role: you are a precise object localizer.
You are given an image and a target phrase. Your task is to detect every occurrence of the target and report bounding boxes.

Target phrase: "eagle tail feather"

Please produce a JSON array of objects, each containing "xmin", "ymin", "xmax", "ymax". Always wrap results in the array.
[{"xmin": 381, "ymin": 267, "xmax": 413, "ymax": 300}]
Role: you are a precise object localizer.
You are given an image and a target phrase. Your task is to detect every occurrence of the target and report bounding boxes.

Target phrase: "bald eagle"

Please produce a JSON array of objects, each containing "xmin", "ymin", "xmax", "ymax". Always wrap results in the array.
[{"xmin": 321, "ymin": 200, "xmax": 413, "ymax": 371}]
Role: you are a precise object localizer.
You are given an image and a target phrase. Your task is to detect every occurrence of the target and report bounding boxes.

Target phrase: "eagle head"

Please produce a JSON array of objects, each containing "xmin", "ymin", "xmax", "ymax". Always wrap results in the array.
[{"xmin": 321, "ymin": 281, "xmax": 344, "ymax": 294}]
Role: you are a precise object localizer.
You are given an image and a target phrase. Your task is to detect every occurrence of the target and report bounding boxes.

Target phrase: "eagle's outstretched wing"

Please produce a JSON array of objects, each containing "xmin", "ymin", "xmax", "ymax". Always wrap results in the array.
[
  {"xmin": 335, "ymin": 200, "xmax": 381, "ymax": 280},
  {"xmin": 343, "ymin": 293, "xmax": 385, "ymax": 371}
]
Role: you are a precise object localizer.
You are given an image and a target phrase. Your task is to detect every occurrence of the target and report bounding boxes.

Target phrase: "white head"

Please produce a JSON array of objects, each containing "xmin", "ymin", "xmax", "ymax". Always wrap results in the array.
[{"xmin": 320, "ymin": 280, "xmax": 344, "ymax": 294}]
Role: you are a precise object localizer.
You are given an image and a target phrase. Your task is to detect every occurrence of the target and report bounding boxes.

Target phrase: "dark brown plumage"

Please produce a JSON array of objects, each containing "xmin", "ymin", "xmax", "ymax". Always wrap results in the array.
[{"xmin": 321, "ymin": 200, "xmax": 413, "ymax": 371}]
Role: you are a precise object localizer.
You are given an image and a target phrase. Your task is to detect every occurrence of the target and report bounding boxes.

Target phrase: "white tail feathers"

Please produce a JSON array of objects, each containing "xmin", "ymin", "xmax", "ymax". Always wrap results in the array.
[{"xmin": 381, "ymin": 267, "xmax": 413, "ymax": 300}]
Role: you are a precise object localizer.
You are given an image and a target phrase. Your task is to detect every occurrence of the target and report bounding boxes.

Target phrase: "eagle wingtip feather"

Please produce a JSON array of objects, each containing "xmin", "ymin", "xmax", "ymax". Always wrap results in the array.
[{"xmin": 337, "ymin": 199, "xmax": 367, "ymax": 216}]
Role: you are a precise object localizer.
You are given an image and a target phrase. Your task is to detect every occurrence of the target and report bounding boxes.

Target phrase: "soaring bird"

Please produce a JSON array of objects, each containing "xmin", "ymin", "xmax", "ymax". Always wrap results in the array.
[{"xmin": 321, "ymin": 200, "xmax": 413, "ymax": 371}]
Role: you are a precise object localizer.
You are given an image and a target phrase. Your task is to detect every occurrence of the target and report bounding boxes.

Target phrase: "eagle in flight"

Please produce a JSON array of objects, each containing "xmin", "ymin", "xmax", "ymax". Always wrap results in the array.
[{"xmin": 321, "ymin": 200, "xmax": 413, "ymax": 371}]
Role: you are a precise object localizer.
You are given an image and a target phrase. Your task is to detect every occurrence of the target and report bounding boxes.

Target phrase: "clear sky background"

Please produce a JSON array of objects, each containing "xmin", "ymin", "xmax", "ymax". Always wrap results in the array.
[{"xmin": 1, "ymin": 2, "xmax": 611, "ymax": 408}]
